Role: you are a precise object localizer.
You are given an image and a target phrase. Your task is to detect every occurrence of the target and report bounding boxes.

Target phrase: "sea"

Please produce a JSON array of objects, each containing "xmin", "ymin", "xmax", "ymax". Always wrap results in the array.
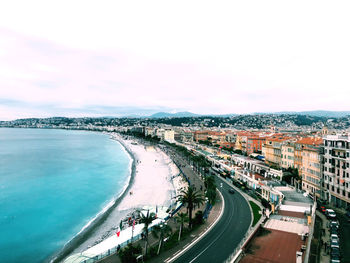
[{"xmin": 0, "ymin": 128, "xmax": 131, "ymax": 263}]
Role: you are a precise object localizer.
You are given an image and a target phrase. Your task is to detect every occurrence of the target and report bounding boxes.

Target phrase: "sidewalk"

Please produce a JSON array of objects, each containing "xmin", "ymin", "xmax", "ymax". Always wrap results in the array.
[
  {"xmin": 147, "ymin": 190, "xmax": 223, "ymax": 263},
  {"xmin": 97, "ymin": 143, "xmax": 223, "ymax": 263},
  {"xmin": 315, "ymin": 210, "xmax": 330, "ymax": 263}
]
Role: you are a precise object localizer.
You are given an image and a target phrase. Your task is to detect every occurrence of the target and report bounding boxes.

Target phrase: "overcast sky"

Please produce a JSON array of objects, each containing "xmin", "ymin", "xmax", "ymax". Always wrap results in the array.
[{"xmin": 1, "ymin": 0, "xmax": 350, "ymax": 120}]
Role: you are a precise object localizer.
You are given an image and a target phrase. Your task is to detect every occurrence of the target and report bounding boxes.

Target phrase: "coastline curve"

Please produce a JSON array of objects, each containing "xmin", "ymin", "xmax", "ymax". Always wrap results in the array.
[{"xmin": 50, "ymin": 134, "xmax": 136, "ymax": 263}]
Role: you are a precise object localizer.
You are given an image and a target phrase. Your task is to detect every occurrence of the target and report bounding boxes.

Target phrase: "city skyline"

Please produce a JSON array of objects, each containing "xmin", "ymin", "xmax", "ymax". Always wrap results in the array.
[{"xmin": 1, "ymin": 0, "xmax": 350, "ymax": 120}]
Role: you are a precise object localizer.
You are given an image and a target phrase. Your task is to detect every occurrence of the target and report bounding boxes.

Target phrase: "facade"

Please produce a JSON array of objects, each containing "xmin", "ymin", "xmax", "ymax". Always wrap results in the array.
[
  {"xmin": 262, "ymin": 137, "xmax": 287, "ymax": 167},
  {"xmin": 144, "ymin": 127, "xmax": 156, "ymax": 137},
  {"xmin": 194, "ymin": 130, "xmax": 225, "ymax": 145},
  {"xmin": 323, "ymin": 134, "xmax": 350, "ymax": 208},
  {"xmin": 180, "ymin": 129, "xmax": 194, "ymax": 143},
  {"xmin": 301, "ymin": 144, "xmax": 322, "ymax": 198},
  {"xmin": 247, "ymin": 136, "xmax": 266, "ymax": 155},
  {"xmin": 281, "ymin": 142, "xmax": 295, "ymax": 169}
]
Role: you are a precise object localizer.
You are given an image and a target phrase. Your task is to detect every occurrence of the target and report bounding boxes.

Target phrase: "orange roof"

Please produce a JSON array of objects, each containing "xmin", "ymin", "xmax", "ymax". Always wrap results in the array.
[
  {"xmin": 296, "ymin": 137, "xmax": 323, "ymax": 146},
  {"xmin": 267, "ymin": 136, "xmax": 293, "ymax": 142}
]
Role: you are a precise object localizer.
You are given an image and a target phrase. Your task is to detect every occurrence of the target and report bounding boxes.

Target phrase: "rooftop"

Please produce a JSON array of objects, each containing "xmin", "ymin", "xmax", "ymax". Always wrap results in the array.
[{"xmin": 241, "ymin": 229, "xmax": 306, "ymax": 263}]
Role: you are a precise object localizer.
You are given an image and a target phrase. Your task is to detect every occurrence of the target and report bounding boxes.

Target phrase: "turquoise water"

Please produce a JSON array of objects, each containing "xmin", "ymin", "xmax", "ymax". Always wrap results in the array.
[{"xmin": 0, "ymin": 128, "xmax": 131, "ymax": 263}]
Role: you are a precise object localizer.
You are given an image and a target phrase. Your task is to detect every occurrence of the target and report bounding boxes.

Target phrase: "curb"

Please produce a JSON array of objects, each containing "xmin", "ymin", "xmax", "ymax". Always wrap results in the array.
[
  {"xmin": 165, "ymin": 189, "xmax": 225, "ymax": 263},
  {"xmin": 217, "ymin": 176, "xmax": 254, "ymax": 228}
]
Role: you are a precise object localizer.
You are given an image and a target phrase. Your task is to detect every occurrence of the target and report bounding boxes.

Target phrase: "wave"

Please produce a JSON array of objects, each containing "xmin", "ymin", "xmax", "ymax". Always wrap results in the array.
[{"xmin": 49, "ymin": 134, "xmax": 135, "ymax": 263}]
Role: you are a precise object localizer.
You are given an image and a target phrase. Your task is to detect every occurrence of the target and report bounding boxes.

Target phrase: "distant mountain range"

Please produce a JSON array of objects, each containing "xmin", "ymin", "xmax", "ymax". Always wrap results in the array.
[
  {"xmin": 254, "ymin": 110, "xmax": 350, "ymax": 118},
  {"xmin": 149, "ymin": 111, "xmax": 200, "ymax": 118},
  {"xmin": 127, "ymin": 110, "xmax": 350, "ymax": 119}
]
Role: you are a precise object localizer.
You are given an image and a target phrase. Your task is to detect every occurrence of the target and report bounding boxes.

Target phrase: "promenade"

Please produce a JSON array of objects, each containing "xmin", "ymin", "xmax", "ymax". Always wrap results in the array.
[{"xmin": 98, "ymin": 140, "xmax": 222, "ymax": 263}]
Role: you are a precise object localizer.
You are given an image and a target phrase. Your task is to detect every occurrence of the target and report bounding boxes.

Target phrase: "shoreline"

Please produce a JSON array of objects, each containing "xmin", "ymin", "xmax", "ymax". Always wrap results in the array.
[{"xmin": 50, "ymin": 134, "xmax": 137, "ymax": 263}]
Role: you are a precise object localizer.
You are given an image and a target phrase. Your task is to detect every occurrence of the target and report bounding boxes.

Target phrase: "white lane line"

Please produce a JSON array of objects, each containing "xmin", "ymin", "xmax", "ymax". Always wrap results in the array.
[{"xmin": 165, "ymin": 190, "xmax": 225, "ymax": 263}]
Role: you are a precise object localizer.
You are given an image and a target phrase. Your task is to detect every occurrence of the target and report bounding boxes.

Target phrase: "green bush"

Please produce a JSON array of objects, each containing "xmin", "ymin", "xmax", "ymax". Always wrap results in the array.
[
  {"xmin": 193, "ymin": 210, "xmax": 204, "ymax": 226},
  {"xmin": 118, "ymin": 243, "xmax": 142, "ymax": 263}
]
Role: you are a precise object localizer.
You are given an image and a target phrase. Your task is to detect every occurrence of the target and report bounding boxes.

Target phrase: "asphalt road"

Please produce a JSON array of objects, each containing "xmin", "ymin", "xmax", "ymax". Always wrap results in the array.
[{"xmin": 172, "ymin": 177, "xmax": 252, "ymax": 263}]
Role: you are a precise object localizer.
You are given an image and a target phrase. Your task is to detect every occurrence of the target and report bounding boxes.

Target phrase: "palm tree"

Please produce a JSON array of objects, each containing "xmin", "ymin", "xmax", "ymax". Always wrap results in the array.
[
  {"xmin": 138, "ymin": 210, "xmax": 155, "ymax": 256},
  {"xmin": 177, "ymin": 186, "xmax": 204, "ymax": 228},
  {"xmin": 175, "ymin": 212, "xmax": 188, "ymax": 241},
  {"xmin": 204, "ymin": 175, "xmax": 217, "ymax": 205},
  {"xmin": 204, "ymin": 175, "xmax": 216, "ymax": 189},
  {"xmin": 152, "ymin": 223, "xmax": 172, "ymax": 255}
]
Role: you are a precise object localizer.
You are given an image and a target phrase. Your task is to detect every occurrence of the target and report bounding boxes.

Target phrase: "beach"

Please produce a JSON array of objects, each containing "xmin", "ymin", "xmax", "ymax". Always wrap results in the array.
[{"xmin": 55, "ymin": 133, "xmax": 184, "ymax": 262}]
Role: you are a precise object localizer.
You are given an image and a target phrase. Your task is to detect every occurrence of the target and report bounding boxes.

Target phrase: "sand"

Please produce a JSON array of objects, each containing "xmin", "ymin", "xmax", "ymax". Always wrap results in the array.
[{"xmin": 54, "ymin": 133, "xmax": 181, "ymax": 262}]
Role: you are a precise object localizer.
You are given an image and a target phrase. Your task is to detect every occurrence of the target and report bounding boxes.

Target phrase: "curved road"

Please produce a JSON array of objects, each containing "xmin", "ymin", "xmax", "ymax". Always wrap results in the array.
[{"xmin": 171, "ymin": 177, "xmax": 252, "ymax": 263}]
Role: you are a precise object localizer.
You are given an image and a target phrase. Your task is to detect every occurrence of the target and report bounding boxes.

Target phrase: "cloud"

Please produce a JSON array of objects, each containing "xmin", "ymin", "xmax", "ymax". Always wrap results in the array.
[{"xmin": 0, "ymin": 1, "xmax": 350, "ymax": 120}]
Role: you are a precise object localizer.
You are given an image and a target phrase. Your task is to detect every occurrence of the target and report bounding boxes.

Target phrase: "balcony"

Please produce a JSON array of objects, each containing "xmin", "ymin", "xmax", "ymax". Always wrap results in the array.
[{"xmin": 331, "ymin": 154, "xmax": 347, "ymax": 159}]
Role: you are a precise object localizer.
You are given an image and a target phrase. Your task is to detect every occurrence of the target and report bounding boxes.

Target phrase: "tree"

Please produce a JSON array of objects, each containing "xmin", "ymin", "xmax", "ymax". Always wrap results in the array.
[
  {"xmin": 175, "ymin": 212, "xmax": 188, "ymax": 241},
  {"xmin": 138, "ymin": 210, "xmax": 155, "ymax": 256},
  {"xmin": 193, "ymin": 210, "xmax": 204, "ymax": 226},
  {"xmin": 177, "ymin": 186, "xmax": 204, "ymax": 228},
  {"xmin": 205, "ymin": 187, "xmax": 217, "ymax": 205},
  {"xmin": 204, "ymin": 175, "xmax": 217, "ymax": 205},
  {"xmin": 204, "ymin": 175, "xmax": 216, "ymax": 189},
  {"xmin": 152, "ymin": 223, "xmax": 172, "ymax": 255},
  {"xmin": 119, "ymin": 243, "xmax": 142, "ymax": 263}
]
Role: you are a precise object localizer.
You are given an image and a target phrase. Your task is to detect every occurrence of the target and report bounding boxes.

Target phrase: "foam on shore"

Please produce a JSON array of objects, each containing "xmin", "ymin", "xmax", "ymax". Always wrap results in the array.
[{"xmin": 52, "ymin": 133, "xmax": 181, "ymax": 262}]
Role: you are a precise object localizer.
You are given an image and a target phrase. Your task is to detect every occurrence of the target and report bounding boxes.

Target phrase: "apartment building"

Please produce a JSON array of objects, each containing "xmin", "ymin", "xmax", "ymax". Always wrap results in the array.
[
  {"xmin": 299, "ymin": 138, "xmax": 323, "ymax": 198},
  {"xmin": 262, "ymin": 137, "xmax": 290, "ymax": 167},
  {"xmin": 323, "ymin": 134, "xmax": 350, "ymax": 208},
  {"xmin": 235, "ymin": 131, "xmax": 250, "ymax": 153},
  {"xmin": 246, "ymin": 136, "xmax": 266, "ymax": 155},
  {"xmin": 281, "ymin": 142, "xmax": 295, "ymax": 169},
  {"xmin": 194, "ymin": 130, "xmax": 226, "ymax": 145}
]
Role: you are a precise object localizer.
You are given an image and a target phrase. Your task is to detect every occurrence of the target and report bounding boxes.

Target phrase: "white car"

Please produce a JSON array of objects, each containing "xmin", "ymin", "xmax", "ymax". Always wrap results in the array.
[
  {"xmin": 326, "ymin": 209, "xmax": 337, "ymax": 219},
  {"xmin": 331, "ymin": 234, "xmax": 339, "ymax": 243}
]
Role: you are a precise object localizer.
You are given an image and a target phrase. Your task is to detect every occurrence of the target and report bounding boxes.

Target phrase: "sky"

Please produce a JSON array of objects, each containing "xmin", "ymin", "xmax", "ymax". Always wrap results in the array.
[{"xmin": 1, "ymin": 0, "xmax": 350, "ymax": 120}]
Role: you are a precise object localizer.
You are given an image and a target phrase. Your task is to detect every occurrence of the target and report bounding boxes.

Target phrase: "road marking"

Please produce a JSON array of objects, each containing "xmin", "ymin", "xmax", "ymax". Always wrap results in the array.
[{"xmin": 165, "ymin": 190, "xmax": 225, "ymax": 263}]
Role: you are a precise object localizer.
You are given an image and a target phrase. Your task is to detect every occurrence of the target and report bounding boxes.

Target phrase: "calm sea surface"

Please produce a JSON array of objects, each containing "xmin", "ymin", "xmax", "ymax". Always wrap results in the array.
[{"xmin": 0, "ymin": 128, "xmax": 131, "ymax": 263}]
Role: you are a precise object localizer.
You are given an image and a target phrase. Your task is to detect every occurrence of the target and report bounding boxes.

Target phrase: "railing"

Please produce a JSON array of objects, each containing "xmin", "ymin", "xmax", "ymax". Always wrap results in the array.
[
  {"xmin": 303, "ymin": 202, "xmax": 316, "ymax": 263},
  {"xmin": 224, "ymin": 215, "xmax": 265, "ymax": 263}
]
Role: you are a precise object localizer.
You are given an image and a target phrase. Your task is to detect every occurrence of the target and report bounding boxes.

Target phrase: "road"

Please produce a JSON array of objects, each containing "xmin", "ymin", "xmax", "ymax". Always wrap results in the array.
[{"xmin": 172, "ymin": 176, "xmax": 252, "ymax": 263}]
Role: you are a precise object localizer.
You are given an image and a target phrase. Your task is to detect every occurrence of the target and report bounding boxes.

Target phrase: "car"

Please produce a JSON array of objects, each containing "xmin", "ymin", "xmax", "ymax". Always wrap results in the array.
[
  {"xmin": 326, "ymin": 209, "xmax": 337, "ymax": 219},
  {"xmin": 228, "ymin": 189, "xmax": 235, "ymax": 194},
  {"xmin": 330, "ymin": 226, "xmax": 338, "ymax": 235},
  {"xmin": 331, "ymin": 239, "xmax": 340, "ymax": 249},
  {"xmin": 329, "ymin": 221, "xmax": 339, "ymax": 229},
  {"xmin": 331, "ymin": 247, "xmax": 340, "ymax": 258},
  {"xmin": 318, "ymin": 205, "xmax": 326, "ymax": 213},
  {"xmin": 331, "ymin": 234, "xmax": 339, "ymax": 242},
  {"xmin": 330, "ymin": 253, "xmax": 341, "ymax": 263}
]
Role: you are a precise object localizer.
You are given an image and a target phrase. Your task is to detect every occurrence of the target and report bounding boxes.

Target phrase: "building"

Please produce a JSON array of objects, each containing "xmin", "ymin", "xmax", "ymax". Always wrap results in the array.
[
  {"xmin": 281, "ymin": 142, "xmax": 295, "ymax": 169},
  {"xmin": 297, "ymin": 138, "xmax": 323, "ymax": 199},
  {"xmin": 323, "ymin": 134, "xmax": 350, "ymax": 208},
  {"xmin": 193, "ymin": 130, "xmax": 226, "ymax": 145},
  {"xmin": 262, "ymin": 136, "xmax": 291, "ymax": 167},
  {"xmin": 246, "ymin": 136, "xmax": 266, "ymax": 155}
]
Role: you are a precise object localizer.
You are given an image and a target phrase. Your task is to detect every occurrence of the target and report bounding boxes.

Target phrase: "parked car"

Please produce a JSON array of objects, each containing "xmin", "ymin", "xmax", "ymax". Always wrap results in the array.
[
  {"xmin": 326, "ymin": 209, "xmax": 337, "ymax": 219},
  {"xmin": 331, "ymin": 239, "xmax": 340, "ymax": 249},
  {"xmin": 331, "ymin": 247, "xmax": 341, "ymax": 258},
  {"xmin": 329, "ymin": 221, "xmax": 339, "ymax": 229},
  {"xmin": 330, "ymin": 226, "xmax": 338, "ymax": 236},
  {"xmin": 330, "ymin": 254, "xmax": 341, "ymax": 263},
  {"xmin": 318, "ymin": 205, "xmax": 326, "ymax": 213},
  {"xmin": 331, "ymin": 234, "xmax": 339, "ymax": 242}
]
